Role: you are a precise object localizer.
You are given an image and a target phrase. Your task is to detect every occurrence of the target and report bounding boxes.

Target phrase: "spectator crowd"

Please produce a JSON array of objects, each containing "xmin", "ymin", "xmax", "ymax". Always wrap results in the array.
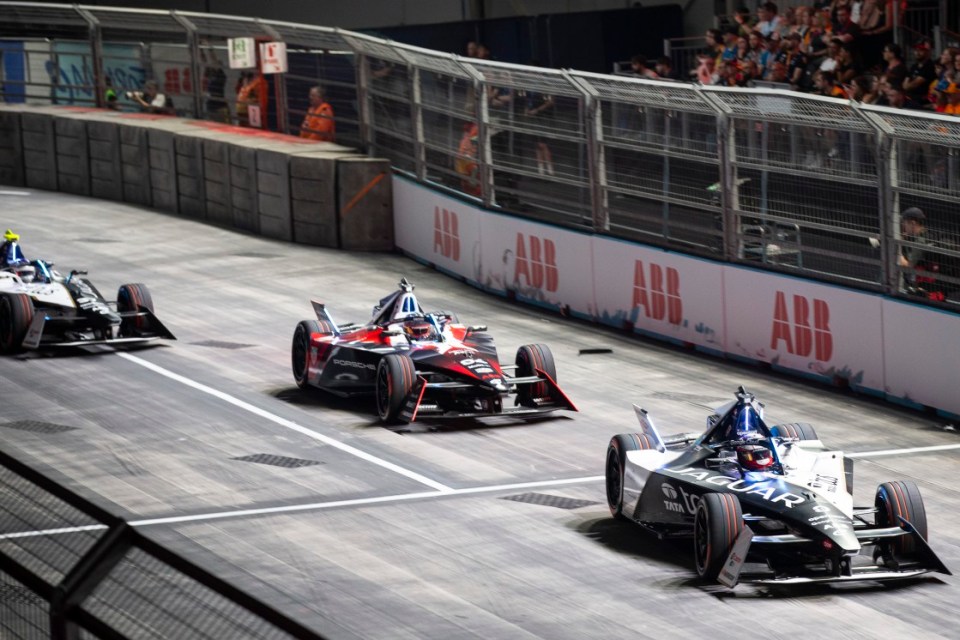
[{"xmin": 629, "ymin": 1, "xmax": 957, "ymax": 114}]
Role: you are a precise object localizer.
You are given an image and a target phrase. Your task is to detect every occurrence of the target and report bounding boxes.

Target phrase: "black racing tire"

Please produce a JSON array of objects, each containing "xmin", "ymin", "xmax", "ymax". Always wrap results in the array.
[
  {"xmin": 0, "ymin": 293, "xmax": 34, "ymax": 354},
  {"xmin": 117, "ymin": 283, "xmax": 154, "ymax": 335},
  {"xmin": 606, "ymin": 433, "xmax": 657, "ymax": 520},
  {"xmin": 694, "ymin": 492, "xmax": 744, "ymax": 581},
  {"xmin": 292, "ymin": 320, "xmax": 322, "ymax": 389},
  {"xmin": 515, "ymin": 343, "xmax": 557, "ymax": 405},
  {"xmin": 875, "ymin": 480, "xmax": 928, "ymax": 559},
  {"xmin": 770, "ymin": 422, "xmax": 819, "ymax": 441},
  {"xmin": 376, "ymin": 352, "xmax": 416, "ymax": 424}
]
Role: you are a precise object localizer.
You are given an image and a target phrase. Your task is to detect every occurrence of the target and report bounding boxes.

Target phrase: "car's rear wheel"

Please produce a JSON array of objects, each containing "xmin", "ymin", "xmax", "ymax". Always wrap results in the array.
[
  {"xmin": 0, "ymin": 293, "xmax": 34, "ymax": 353},
  {"xmin": 117, "ymin": 283, "xmax": 153, "ymax": 335},
  {"xmin": 376, "ymin": 353, "xmax": 416, "ymax": 423},
  {"xmin": 515, "ymin": 343, "xmax": 556, "ymax": 406},
  {"xmin": 770, "ymin": 422, "xmax": 819, "ymax": 441},
  {"xmin": 875, "ymin": 480, "xmax": 928, "ymax": 560},
  {"xmin": 292, "ymin": 320, "xmax": 324, "ymax": 388},
  {"xmin": 605, "ymin": 433, "xmax": 657, "ymax": 521},
  {"xmin": 694, "ymin": 492, "xmax": 744, "ymax": 581}
]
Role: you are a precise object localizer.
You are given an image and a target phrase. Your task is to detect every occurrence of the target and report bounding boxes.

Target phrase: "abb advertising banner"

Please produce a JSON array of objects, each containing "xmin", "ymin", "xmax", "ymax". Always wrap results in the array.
[
  {"xmin": 881, "ymin": 300, "xmax": 960, "ymax": 416},
  {"xmin": 592, "ymin": 236, "xmax": 725, "ymax": 350},
  {"xmin": 477, "ymin": 213, "xmax": 595, "ymax": 318},
  {"xmin": 393, "ymin": 177, "xmax": 482, "ymax": 285},
  {"xmin": 723, "ymin": 268, "xmax": 885, "ymax": 392}
]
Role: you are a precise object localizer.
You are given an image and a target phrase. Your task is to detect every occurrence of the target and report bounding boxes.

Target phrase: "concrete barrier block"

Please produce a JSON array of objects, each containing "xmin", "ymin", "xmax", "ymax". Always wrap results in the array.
[
  {"xmin": 116, "ymin": 124, "xmax": 151, "ymax": 206},
  {"xmin": 0, "ymin": 110, "xmax": 25, "ymax": 186},
  {"xmin": 147, "ymin": 129, "xmax": 177, "ymax": 214},
  {"xmin": 19, "ymin": 112, "xmax": 57, "ymax": 191},
  {"xmin": 337, "ymin": 157, "xmax": 393, "ymax": 251}
]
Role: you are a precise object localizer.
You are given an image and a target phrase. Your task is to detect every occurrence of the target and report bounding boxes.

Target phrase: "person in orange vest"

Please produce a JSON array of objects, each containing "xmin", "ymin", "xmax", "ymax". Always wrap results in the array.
[
  {"xmin": 300, "ymin": 85, "xmax": 336, "ymax": 142},
  {"xmin": 455, "ymin": 122, "xmax": 481, "ymax": 197},
  {"xmin": 236, "ymin": 71, "xmax": 266, "ymax": 127}
]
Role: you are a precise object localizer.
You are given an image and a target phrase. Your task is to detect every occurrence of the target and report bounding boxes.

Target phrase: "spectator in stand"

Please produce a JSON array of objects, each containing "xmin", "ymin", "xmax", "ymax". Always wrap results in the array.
[
  {"xmin": 941, "ymin": 82, "xmax": 960, "ymax": 115},
  {"xmin": 777, "ymin": 33, "xmax": 809, "ymax": 88},
  {"xmin": 768, "ymin": 61, "xmax": 790, "ymax": 84},
  {"xmin": 300, "ymin": 85, "xmax": 335, "ymax": 142},
  {"xmin": 201, "ymin": 44, "xmax": 228, "ymax": 123},
  {"xmin": 859, "ymin": 0, "xmax": 895, "ymax": 71},
  {"xmin": 832, "ymin": 5, "xmax": 862, "ymax": 53},
  {"xmin": 835, "ymin": 42, "xmax": 862, "ymax": 85},
  {"xmin": 881, "ymin": 43, "xmax": 905, "ymax": 79},
  {"xmin": 846, "ymin": 75, "xmax": 880, "ymax": 103},
  {"xmin": 655, "ymin": 56, "xmax": 679, "ymax": 80},
  {"xmin": 630, "ymin": 54, "xmax": 659, "ymax": 79},
  {"xmin": 814, "ymin": 69, "xmax": 845, "ymax": 98},
  {"xmin": 465, "ymin": 41, "xmax": 479, "ymax": 58},
  {"xmin": 791, "ymin": 6, "xmax": 813, "ymax": 42},
  {"xmin": 755, "ymin": 2, "xmax": 783, "ymax": 38},
  {"xmin": 721, "ymin": 27, "xmax": 740, "ymax": 63},
  {"xmin": 826, "ymin": 0, "xmax": 853, "ymax": 25},
  {"xmin": 884, "ymin": 85, "xmax": 920, "ymax": 109},
  {"xmin": 127, "ymin": 80, "xmax": 175, "ymax": 115},
  {"xmin": 904, "ymin": 39, "xmax": 936, "ymax": 108},
  {"xmin": 805, "ymin": 10, "xmax": 833, "ymax": 59},
  {"xmin": 759, "ymin": 32, "xmax": 782, "ymax": 79},
  {"xmin": 733, "ymin": 6, "xmax": 757, "ymax": 39},
  {"xmin": 704, "ymin": 28, "xmax": 724, "ymax": 68},
  {"xmin": 898, "ymin": 207, "xmax": 938, "ymax": 295},
  {"xmin": 932, "ymin": 47, "xmax": 957, "ymax": 97},
  {"xmin": 747, "ymin": 32, "xmax": 764, "ymax": 65},
  {"xmin": 736, "ymin": 35, "xmax": 751, "ymax": 66},
  {"xmin": 695, "ymin": 53, "xmax": 717, "ymax": 84},
  {"xmin": 819, "ymin": 38, "xmax": 842, "ymax": 74}
]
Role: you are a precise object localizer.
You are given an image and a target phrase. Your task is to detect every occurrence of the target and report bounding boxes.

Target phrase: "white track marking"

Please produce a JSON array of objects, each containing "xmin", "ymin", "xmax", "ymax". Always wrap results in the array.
[
  {"xmin": 846, "ymin": 443, "xmax": 960, "ymax": 458},
  {"xmin": 0, "ymin": 190, "xmax": 31, "ymax": 196},
  {"xmin": 0, "ymin": 475, "xmax": 604, "ymax": 539},
  {"xmin": 116, "ymin": 352, "xmax": 453, "ymax": 492}
]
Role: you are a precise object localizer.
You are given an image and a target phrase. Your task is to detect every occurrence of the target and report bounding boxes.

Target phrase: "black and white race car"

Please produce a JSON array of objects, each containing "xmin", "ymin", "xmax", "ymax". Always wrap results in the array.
[
  {"xmin": 605, "ymin": 387, "xmax": 951, "ymax": 587},
  {"xmin": 0, "ymin": 259, "xmax": 175, "ymax": 352}
]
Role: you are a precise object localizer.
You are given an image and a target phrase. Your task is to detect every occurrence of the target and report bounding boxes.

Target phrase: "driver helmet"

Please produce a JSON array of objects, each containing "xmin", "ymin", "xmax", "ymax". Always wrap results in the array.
[
  {"xmin": 402, "ymin": 320, "xmax": 435, "ymax": 341},
  {"xmin": 13, "ymin": 264, "xmax": 35, "ymax": 283},
  {"xmin": 737, "ymin": 444, "xmax": 774, "ymax": 472},
  {"xmin": 3, "ymin": 229, "xmax": 18, "ymax": 242}
]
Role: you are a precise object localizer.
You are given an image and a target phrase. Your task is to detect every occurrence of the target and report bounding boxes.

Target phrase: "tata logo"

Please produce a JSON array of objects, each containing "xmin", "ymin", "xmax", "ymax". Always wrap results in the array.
[
  {"xmin": 514, "ymin": 233, "xmax": 558, "ymax": 292},
  {"xmin": 770, "ymin": 292, "xmax": 832, "ymax": 362},
  {"xmin": 661, "ymin": 483, "xmax": 678, "ymax": 499},
  {"xmin": 433, "ymin": 207, "xmax": 460, "ymax": 261},
  {"xmin": 632, "ymin": 260, "xmax": 682, "ymax": 325}
]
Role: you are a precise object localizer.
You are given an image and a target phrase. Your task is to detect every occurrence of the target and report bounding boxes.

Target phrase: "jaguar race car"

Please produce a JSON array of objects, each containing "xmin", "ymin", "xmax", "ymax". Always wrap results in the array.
[
  {"xmin": 291, "ymin": 278, "xmax": 577, "ymax": 423},
  {"xmin": 0, "ymin": 259, "xmax": 175, "ymax": 352},
  {"xmin": 605, "ymin": 387, "xmax": 951, "ymax": 587}
]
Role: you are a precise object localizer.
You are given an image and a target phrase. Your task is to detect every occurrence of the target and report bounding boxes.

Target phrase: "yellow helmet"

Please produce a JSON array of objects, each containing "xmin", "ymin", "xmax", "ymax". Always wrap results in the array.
[{"xmin": 3, "ymin": 229, "xmax": 18, "ymax": 242}]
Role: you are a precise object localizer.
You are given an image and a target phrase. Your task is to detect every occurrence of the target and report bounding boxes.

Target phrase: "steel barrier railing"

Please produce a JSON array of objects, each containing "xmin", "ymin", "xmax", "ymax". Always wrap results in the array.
[{"xmin": 1, "ymin": 0, "xmax": 958, "ymax": 309}]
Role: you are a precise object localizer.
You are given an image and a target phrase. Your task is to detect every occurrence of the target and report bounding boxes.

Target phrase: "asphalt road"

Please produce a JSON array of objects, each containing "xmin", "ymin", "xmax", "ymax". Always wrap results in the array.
[{"xmin": 2, "ymin": 188, "xmax": 959, "ymax": 639}]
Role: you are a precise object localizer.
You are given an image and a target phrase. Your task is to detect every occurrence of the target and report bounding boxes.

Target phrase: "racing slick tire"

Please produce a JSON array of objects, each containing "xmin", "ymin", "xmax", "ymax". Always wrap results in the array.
[
  {"xmin": 694, "ymin": 492, "xmax": 744, "ymax": 582},
  {"xmin": 0, "ymin": 293, "xmax": 34, "ymax": 354},
  {"xmin": 292, "ymin": 320, "xmax": 328, "ymax": 389},
  {"xmin": 117, "ymin": 283, "xmax": 154, "ymax": 335},
  {"xmin": 515, "ymin": 343, "xmax": 556, "ymax": 406},
  {"xmin": 605, "ymin": 433, "xmax": 657, "ymax": 521},
  {"xmin": 770, "ymin": 422, "xmax": 819, "ymax": 441},
  {"xmin": 376, "ymin": 352, "xmax": 416, "ymax": 424},
  {"xmin": 875, "ymin": 480, "xmax": 928, "ymax": 561}
]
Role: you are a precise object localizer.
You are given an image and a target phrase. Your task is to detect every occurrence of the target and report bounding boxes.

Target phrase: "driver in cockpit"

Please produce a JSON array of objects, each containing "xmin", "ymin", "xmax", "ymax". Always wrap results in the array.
[{"xmin": 401, "ymin": 318, "xmax": 438, "ymax": 342}]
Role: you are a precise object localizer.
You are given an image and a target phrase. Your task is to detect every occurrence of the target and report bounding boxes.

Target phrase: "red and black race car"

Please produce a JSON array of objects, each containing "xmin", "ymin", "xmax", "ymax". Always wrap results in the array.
[{"xmin": 291, "ymin": 278, "xmax": 576, "ymax": 423}]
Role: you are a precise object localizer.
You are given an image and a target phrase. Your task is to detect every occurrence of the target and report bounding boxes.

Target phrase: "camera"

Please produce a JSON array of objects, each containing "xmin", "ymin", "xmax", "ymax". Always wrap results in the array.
[{"xmin": 124, "ymin": 91, "xmax": 143, "ymax": 99}]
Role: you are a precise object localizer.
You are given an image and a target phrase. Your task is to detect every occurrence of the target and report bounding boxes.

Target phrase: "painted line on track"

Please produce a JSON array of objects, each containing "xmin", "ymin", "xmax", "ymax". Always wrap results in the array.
[
  {"xmin": 0, "ymin": 475, "xmax": 604, "ymax": 540},
  {"xmin": 116, "ymin": 352, "xmax": 453, "ymax": 492},
  {"xmin": 846, "ymin": 443, "xmax": 960, "ymax": 458},
  {"xmin": 0, "ymin": 190, "xmax": 31, "ymax": 196}
]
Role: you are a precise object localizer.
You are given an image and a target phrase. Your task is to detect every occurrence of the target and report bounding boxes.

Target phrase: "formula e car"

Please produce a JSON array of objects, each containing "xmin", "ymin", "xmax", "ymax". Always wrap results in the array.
[
  {"xmin": 605, "ymin": 387, "xmax": 950, "ymax": 587},
  {"xmin": 0, "ymin": 259, "xmax": 175, "ymax": 352},
  {"xmin": 291, "ymin": 278, "xmax": 577, "ymax": 423}
]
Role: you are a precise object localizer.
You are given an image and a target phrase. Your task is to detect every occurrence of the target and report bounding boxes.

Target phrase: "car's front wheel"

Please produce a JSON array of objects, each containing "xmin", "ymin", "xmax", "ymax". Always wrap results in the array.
[
  {"xmin": 0, "ymin": 293, "xmax": 34, "ymax": 353},
  {"xmin": 376, "ymin": 353, "xmax": 415, "ymax": 423},
  {"xmin": 875, "ymin": 480, "xmax": 928, "ymax": 562},
  {"xmin": 606, "ymin": 433, "xmax": 656, "ymax": 520},
  {"xmin": 694, "ymin": 492, "xmax": 744, "ymax": 581}
]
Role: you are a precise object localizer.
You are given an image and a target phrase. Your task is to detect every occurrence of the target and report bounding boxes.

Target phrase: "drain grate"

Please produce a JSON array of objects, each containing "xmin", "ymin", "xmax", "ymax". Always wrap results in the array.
[
  {"xmin": 231, "ymin": 453, "xmax": 323, "ymax": 468},
  {"xmin": 0, "ymin": 584, "xmax": 47, "ymax": 606},
  {"xmin": 500, "ymin": 493, "xmax": 599, "ymax": 510},
  {"xmin": 191, "ymin": 340, "xmax": 255, "ymax": 350},
  {"xmin": 1, "ymin": 421, "xmax": 78, "ymax": 434},
  {"xmin": 232, "ymin": 252, "xmax": 280, "ymax": 259}
]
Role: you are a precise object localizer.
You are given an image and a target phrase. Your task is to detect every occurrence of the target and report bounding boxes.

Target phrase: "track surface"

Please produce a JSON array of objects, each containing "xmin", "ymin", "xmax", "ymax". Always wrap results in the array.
[{"xmin": 1, "ymin": 189, "xmax": 959, "ymax": 639}]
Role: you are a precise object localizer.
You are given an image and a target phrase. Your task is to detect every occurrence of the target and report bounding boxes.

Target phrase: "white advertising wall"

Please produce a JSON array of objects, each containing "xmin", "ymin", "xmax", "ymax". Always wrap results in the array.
[
  {"xmin": 722, "ymin": 268, "xmax": 885, "ymax": 393},
  {"xmin": 592, "ymin": 236, "xmax": 726, "ymax": 351},
  {"xmin": 393, "ymin": 176, "xmax": 959, "ymax": 418},
  {"xmin": 393, "ymin": 177, "xmax": 483, "ymax": 285},
  {"xmin": 882, "ymin": 300, "xmax": 960, "ymax": 416}
]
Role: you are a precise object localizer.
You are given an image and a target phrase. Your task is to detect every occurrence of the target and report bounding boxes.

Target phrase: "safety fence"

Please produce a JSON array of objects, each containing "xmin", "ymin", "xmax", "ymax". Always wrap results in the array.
[
  {"xmin": 0, "ymin": 448, "xmax": 327, "ymax": 640},
  {"xmin": 0, "ymin": 0, "xmax": 958, "ymax": 311}
]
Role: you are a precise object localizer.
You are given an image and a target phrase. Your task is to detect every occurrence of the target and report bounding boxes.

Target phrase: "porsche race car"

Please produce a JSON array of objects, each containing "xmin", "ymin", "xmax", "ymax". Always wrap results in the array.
[
  {"xmin": 0, "ymin": 259, "xmax": 175, "ymax": 352},
  {"xmin": 291, "ymin": 278, "xmax": 577, "ymax": 423},
  {"xmin": 605, "ymin": 387, "xmax": 951, "ymax": 587}
]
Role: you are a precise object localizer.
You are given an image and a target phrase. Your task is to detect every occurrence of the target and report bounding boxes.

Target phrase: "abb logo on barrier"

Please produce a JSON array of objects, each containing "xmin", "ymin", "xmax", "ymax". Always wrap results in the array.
[
  {"xmin": 515, "ymin": 233, "xmax": 558, "ymax": 292},
  {"xmin": 433, "ymin": 207, "xmax": 460, "ymax": 261},
  {"xmin": 632, "ymin": 260, "xmax": 682, "ymax": 325},
  {"xmin": 770, "ymin": 291, "xmax": 833, "ymax": 361}
]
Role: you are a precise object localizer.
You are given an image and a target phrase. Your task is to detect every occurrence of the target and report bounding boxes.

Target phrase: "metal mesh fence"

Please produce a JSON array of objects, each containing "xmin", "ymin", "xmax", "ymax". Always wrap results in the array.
[
  {"xmin": 2, "ymin": 0, "xmax": 960, "ymax": 309},
  {"xmin": 0, "ymin": 571, "xmax": 49, "ymax": 640}
]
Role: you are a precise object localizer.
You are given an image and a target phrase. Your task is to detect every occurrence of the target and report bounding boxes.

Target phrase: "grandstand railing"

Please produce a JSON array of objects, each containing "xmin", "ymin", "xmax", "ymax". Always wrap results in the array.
[{"xmin": 1, "ymin": 0, "xmax": 958, "ymax": 309}]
